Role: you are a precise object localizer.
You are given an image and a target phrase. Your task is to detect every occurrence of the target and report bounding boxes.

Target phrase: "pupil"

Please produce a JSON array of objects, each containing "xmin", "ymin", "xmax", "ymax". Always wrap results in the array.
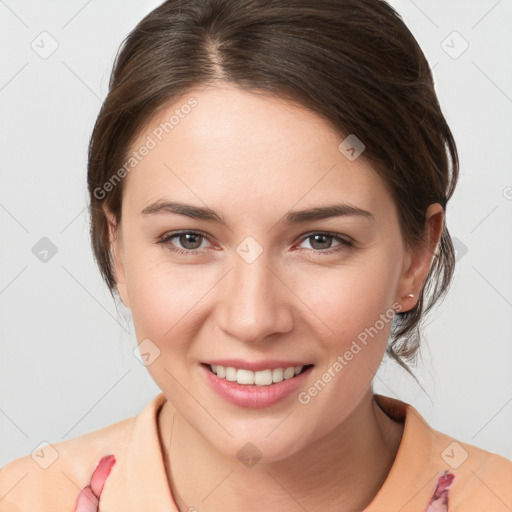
[
  {"xmin": 312, "ymin": 234, "xmax": 330, "ymax": 250},
  {"xmin": 182, "ymin": 233, "xmax": 201, "ymax": 249}
]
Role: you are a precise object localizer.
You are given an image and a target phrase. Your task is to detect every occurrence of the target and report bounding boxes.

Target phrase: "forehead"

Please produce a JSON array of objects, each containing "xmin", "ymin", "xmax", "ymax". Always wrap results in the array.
[{"xmin": 121, "ymin": 84, "xmax": 391, "ymax": 219}]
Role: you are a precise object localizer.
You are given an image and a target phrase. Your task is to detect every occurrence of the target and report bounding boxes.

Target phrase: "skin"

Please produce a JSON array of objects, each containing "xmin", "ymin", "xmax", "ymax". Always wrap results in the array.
[{"xmin": 106, "ymin": 83, "xmax": 444, "ymax": 511}]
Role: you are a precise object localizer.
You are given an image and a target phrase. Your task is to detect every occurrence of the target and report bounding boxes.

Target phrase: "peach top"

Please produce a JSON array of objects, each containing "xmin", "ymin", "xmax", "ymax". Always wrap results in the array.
[{"xmin": 0, "ymin": 393, "xmax": 510, "ymax": 511}]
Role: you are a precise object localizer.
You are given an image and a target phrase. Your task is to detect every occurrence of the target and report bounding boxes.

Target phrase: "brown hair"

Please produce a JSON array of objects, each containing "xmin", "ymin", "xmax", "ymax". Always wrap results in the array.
[{"xmin": 87, "ymin": 0, "xmax": 458, "ymax": 377}]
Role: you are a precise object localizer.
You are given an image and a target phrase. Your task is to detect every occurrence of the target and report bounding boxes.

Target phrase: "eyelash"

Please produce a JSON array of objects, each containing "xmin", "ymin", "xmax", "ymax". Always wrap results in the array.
[{"xmin": 156, "ymin": 230, "xmax": 354, "ymax": 256}]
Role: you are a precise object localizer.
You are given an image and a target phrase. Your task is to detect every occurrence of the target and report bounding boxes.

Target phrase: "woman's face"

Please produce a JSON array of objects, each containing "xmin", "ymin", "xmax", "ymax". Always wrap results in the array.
[{"xmin": 109, "ymin": 83, "xmax": 428, "ymax": 461}]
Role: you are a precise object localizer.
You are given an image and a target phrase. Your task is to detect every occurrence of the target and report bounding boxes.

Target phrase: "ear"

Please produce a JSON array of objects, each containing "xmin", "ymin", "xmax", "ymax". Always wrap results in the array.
[
  {"xmin": 395, "ymin": 203, "xmax": 444, "ymax": 312},
  {"xmin": 104, "ymin": 207, "xmax": 130, "ymax": 308}
]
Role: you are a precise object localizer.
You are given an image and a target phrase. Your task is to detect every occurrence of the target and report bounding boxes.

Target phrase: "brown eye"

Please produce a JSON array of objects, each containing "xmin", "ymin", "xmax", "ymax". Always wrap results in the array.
[
  {"xmin": 176, "ymin": 233, "xmax": 204, "ymax": 250},
  {"xmin": 309, "ymin": 234, "xmax": 334, "ymax": 250},
  {"xmin": 157, "ymin": 231, "xmax": 212, "ymax": 255},
  {"xmin": 297, "ymin": 232, "xmax": 353, "ymax": 254}
]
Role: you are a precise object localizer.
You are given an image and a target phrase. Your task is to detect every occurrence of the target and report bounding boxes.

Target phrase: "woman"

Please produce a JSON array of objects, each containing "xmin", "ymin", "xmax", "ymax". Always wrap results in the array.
[{"xmin": 0, "ymin": 0, "xmax": 510, "ymax": 511}]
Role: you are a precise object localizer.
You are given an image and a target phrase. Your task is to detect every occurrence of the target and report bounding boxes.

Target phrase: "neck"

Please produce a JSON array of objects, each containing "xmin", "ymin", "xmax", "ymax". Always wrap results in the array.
[{"xmin": 158, "ymin": 387, "xmax": 403, "ymax": 512}]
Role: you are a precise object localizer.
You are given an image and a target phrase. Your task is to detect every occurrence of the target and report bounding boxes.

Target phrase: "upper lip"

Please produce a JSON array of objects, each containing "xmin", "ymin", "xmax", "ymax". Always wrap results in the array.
[{"xmin": 202, "ymin": 359, "xmax": 313, "ymax": 371}]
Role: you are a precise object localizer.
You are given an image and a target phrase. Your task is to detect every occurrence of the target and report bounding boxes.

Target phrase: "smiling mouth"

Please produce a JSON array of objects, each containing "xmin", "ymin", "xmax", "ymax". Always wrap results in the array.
[{"xmin": 203, "ymin": 363, "xmax": 314, "ymax": 386}]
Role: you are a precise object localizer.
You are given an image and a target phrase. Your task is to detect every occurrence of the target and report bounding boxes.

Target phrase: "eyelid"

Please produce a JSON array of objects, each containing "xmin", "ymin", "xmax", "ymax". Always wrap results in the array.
[
  {"xmin": 294, "ymin": 231, "xmax": 354, "ymax": 254},
  {"xmin": 157, "ymin": 229, "xmax": 354, "ymax": 255},
  {"xmin": 297, "ymin": 230, "xmax": 354, "ymax": 245},
  {"xmin": 157, "ymin": 230, "xmax": 353, "ymax": 244},
  {"xmin": 157, "ymin": 230, "xmax": 215, "ymax": 248}
]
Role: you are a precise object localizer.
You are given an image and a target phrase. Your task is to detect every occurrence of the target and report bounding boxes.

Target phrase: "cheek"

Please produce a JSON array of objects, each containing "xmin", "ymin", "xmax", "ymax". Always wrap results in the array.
[
  {"xmin": 295, "ymin": 254, "xmax": 401, "ymax": 350},
  {"xmin": 291, "ymin": 262, "xmax": 399, "ymax": 432},
  {"xmin": 125, "ymin": 258, "xmax": 208, "ymax": 341},
  {"xmin": 125, "ymin": 245, "xmax": 401, "ymax": 346},
  {"xmin": 123, "ymin": 224, "xmax": 403, "ymax": 348},
  {"xmin": 124, "ymin": 258, "xmax": 211, "ymax": 394}
]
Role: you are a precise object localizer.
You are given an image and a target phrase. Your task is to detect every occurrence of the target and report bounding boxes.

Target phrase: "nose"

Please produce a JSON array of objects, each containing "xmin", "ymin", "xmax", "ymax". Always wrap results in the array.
[{"xmin": 216, "ymin": 249, "xmax": 294, "ymax": 345}]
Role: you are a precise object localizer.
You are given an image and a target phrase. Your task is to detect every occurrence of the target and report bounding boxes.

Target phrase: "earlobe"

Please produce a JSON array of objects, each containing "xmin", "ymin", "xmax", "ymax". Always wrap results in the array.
[
  {"xmin": 396, "ymin": 204, "xmax": 444, "ymax": 312},
  {"xmin": 104, "ymin": 209, "xmax": 130, "ymax": 309}
]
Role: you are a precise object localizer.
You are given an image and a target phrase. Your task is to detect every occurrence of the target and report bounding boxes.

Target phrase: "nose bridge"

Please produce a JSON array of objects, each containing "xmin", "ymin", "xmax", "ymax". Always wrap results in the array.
[{"xmin": 219, "ymin": 243, "xmax": 291, "ymax": 342}]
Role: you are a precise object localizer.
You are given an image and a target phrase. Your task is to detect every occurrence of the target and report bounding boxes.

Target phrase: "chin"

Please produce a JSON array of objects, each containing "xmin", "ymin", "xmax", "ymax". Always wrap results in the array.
[{"xmin": 203, "ymin": 423, "xmax": 314, "ymax": 465}]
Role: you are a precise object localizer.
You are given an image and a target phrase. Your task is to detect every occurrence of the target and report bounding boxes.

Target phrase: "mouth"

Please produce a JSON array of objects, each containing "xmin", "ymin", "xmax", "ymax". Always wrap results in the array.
[{"xmin": 202, "ymin": 363, "xmax": 314, "ymax": 386}]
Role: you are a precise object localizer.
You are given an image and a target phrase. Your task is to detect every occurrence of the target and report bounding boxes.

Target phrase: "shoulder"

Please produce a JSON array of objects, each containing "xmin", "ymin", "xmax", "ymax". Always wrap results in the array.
[
  {"xmin": 372, "ymin": 394, "xmax": 512, "ymax": 511},
  {"xmin": 437, "ymin": 434, "xmax": 512, "ymax": 510},
  {"xmin": 0, "ymin": 415, "xmax": 134, "ymax": 512},
  {"xmin": 415, "ymin": 411, "xmax": 512, "ymax": 510}
]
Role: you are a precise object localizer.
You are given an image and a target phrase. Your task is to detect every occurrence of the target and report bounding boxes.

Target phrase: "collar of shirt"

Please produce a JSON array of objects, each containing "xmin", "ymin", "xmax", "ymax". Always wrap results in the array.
[{"xmin": 99, "ymin": 392, "xmax": 512, "ymax": 512}]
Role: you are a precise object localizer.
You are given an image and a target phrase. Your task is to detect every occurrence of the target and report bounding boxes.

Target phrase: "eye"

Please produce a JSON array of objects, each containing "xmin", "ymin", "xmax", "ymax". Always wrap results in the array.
[
  {"xmin": 157, "ymin": 231, "xmax": 212, "ymax": 255},
  {"xmin": 296, "ymin": 232, "xmax": 353, "ymax": 255},
  {"xmin": 156, "ymin": 230, "xmax": 354, "ymax": 256}
]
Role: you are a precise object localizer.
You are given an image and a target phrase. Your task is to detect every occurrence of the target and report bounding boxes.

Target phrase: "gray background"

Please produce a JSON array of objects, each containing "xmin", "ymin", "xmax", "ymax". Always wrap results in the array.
[{"xmin": 1, "ymin": 0, "xmax": 511, "ymax": 468}]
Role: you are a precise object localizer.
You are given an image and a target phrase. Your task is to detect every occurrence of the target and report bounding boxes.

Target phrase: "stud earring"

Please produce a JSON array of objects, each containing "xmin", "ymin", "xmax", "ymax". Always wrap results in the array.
[{"xmin": 406, "ymin": 293, "xmax": 414, "ymax": 298}]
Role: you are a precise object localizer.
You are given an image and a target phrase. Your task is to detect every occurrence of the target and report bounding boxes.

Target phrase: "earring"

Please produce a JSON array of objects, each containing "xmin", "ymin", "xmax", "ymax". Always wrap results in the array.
[{"xmin": 405, "ymin": 293, "xmax": 414, "ymax": 299}]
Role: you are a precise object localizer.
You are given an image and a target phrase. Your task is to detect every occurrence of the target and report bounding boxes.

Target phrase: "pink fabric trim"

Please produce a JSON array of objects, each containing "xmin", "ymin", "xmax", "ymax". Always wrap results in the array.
[
  {"xmin": 425, "ymin": 471, "xmax": 455, "ymax": 512},
  {"xmin": 73, "ymin": 455, "xmax": 116, "ymax": 512}
]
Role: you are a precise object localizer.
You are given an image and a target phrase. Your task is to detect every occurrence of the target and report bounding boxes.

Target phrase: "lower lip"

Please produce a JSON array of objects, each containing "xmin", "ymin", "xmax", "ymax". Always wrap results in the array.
[{"xmin": 200, "ymin": 364, "xmax": 313, "ymax": 409}]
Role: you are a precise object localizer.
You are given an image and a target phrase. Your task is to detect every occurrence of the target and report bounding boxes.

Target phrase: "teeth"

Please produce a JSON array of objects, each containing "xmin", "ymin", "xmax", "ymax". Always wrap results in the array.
[
  {"xmin": 272, "ymin": 368, "xmax": 284, "ymax": 383},
  {"xmin": 254, "ymin": 369, "xmax": 272, "ymax": 386},
  {"xmin": 225, "ymin": 367, "xmax": 237, "ymax": 382},
  {"xmin": 210, "ymin": 364, "xmax": 305, "ymax": 386},
  {"xmin": 237, "ymin": 369, "xmax": 255, "ymax": 385}
]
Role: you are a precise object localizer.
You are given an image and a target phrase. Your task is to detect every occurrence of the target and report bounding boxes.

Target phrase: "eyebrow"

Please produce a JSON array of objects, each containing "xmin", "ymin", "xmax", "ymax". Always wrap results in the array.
[{"xmin": 140, "ymin": 201, "xmax": 374, "ymax": 224}]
